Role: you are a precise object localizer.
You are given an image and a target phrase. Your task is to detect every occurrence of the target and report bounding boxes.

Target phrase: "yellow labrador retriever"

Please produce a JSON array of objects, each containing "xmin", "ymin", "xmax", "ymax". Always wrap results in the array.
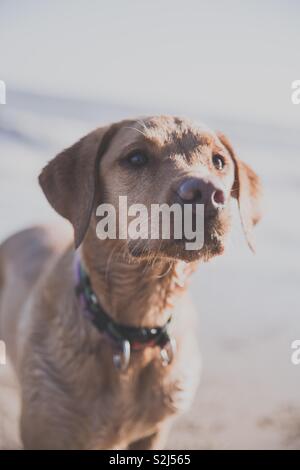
[{"xmin": 0, "ymin": 116, "xmax": 261, "ymax": 449}]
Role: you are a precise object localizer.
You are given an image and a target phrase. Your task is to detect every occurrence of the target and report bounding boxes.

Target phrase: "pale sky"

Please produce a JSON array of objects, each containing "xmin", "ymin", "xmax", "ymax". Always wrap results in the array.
[{"xmin": 0, "ymin": 0, "xmax": 300, "ymax": 128}]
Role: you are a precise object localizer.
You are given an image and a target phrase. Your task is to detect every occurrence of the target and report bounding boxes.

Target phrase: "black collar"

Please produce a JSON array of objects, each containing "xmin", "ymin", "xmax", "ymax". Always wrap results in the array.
[{"xmin": 75, "ymin": 257, "xmax": 175, "ymax": 370}]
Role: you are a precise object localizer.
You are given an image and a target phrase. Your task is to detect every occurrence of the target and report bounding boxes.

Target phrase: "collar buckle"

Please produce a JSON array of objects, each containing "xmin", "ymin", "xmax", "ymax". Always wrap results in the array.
[
  {"xmin": 160, "ymin": 336, "xmax": 177, "ymax": 367},
  {"xmin": 113, "ymin": 339, "xmax": 131, "ymax": 371}
]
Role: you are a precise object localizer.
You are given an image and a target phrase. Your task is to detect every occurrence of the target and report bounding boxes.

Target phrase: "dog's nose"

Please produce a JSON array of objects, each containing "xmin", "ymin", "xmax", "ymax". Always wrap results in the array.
[{"xmin": 175, "ymin": 177, "xmax": 225, "ymax": 212}]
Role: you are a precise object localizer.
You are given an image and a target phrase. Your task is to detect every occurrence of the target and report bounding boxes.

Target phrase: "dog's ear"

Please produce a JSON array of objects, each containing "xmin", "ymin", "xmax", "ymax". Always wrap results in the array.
[
  {"xmin": 39, "ymin": 123, "xmax": 120, "ymax": 248},
  {"xmin": 217, "ymin": 133, "xmax": 262, "ymax": 252}
]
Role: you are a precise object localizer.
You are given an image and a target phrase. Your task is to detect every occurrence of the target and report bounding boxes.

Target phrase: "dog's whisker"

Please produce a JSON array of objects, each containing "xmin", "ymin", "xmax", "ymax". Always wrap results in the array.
[{"xmin": 124, "ymin": 126, "xmax": 148, "ymax": 138}]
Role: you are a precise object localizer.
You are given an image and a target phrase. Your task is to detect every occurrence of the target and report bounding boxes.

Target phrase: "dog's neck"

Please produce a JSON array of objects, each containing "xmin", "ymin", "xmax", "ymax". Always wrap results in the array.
[{"xmin": 81, "ymin": 232, "xmax": 194, "ymax": 328}]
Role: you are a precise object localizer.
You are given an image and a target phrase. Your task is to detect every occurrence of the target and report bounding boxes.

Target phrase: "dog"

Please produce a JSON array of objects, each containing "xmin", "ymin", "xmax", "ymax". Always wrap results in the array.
[{"xmin": 0, "ymin": 116, "xmax": 261, "ymax": 449}]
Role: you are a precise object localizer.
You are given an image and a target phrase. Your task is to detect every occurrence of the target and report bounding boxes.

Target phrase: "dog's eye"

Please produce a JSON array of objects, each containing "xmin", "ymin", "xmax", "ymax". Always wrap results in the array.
[
  {"xmin": 127, "ymin": 153, "xmax": 148, "ymax": 168},
  {"xmin": 212, "ymin": 154, "xmax": 225, "ymax": 171}
]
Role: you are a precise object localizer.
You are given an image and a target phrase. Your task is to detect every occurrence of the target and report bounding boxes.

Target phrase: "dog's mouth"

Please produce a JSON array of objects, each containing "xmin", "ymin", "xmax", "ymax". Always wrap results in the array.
[
  {"xmin": 170, "ymin": 215, "xmax": 227, "ymax": 261},
  {"xmin": 127, "ymin": 212, "xmax": 230, "ymax": 263}
]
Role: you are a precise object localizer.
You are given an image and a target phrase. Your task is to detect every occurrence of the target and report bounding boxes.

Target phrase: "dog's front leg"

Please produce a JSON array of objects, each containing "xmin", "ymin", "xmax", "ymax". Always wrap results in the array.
[{"xmin": 127, "ymin": 424, "xmax": 171, "ymax": 450}]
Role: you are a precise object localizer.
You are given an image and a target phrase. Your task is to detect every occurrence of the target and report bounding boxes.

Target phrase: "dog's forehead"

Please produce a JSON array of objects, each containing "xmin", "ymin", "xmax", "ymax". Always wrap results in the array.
[{"xmin": 115, "ymin": 116, "xmax": 218, "ymax": 152}]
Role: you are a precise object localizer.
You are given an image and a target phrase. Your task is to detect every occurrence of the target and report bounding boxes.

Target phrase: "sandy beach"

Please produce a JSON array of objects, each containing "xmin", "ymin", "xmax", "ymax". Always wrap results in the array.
[{"xmin": 0, "ymin": 91, "xmax": 299, "ymax": 449}]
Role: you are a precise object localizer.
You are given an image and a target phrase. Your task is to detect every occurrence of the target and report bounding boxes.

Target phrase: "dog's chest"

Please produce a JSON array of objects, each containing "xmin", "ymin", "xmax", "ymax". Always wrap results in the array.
[{"xmin": 85, "ymin": 359, "xmax": 197, "ymax": 448}]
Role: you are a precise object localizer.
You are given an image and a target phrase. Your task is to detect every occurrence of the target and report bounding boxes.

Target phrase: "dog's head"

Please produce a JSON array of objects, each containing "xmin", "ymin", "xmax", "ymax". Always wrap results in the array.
[{"xmin": 39, "ymin": 116, "xmax": 261, "ymax": 263}]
